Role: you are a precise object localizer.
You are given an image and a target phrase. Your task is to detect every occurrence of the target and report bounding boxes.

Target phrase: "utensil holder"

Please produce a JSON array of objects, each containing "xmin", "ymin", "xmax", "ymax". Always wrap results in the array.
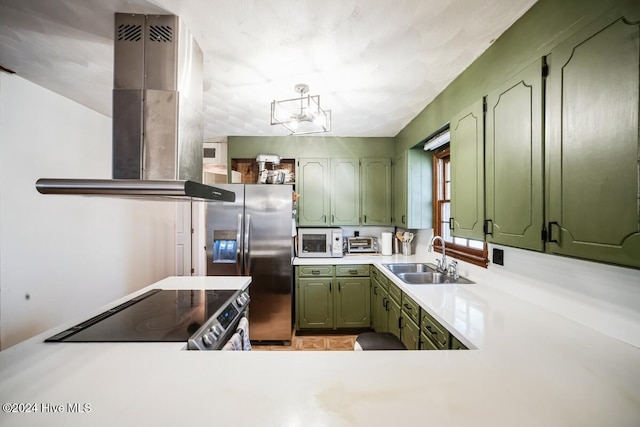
[{"xmin": 402, "ymin": 241, "xmax": 413, "ymax": 256}]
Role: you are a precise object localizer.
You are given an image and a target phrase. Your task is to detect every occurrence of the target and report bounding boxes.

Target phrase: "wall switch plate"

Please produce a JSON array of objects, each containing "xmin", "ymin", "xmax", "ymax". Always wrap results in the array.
[{"xmin": 493, "ymin": 248, "xmax": 504, "ymax": 266}]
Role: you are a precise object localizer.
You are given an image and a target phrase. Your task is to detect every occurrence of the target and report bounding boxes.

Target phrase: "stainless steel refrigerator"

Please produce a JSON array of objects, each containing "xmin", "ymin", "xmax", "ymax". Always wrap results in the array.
[{"xmin": 206, "ymin": 184, "xmax": 293, "ymax": 343}]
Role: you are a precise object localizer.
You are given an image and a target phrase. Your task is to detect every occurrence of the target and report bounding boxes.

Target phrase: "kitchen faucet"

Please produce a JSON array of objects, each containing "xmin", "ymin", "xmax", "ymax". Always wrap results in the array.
[{"xmin": 428, "ymin": 235, "xmax": 447, "ymax": 273}]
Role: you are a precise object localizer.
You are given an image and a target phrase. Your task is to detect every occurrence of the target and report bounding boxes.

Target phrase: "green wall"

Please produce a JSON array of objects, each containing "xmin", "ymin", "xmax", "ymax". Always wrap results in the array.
[
  {"xmin": 228, "ymin": 135, "xmax": 394, "ymax": 160},
  {"xmin": 394, "ymin": 0, "xmax": 622, "ymax": 152}
]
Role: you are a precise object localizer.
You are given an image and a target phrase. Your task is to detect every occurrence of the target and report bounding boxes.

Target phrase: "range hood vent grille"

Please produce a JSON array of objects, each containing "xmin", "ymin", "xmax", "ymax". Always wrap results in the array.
[
  {"xmin": 149, "ymin": 25, "xmax": 173, "ymax": 43},
  {"xmin": 117, "ymin": 24, "xmax": 142, "ymax": 42}
]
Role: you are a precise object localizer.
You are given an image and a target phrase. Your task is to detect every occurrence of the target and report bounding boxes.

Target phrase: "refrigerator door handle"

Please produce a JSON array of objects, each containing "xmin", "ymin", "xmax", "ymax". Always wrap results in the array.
[
  {"xmin": 244, "ymin": 214, "xmax": 251, "ymax": 275},
  {"xmin": 236, "ymin": 213, "xmax": 242, "ymax": 276}
]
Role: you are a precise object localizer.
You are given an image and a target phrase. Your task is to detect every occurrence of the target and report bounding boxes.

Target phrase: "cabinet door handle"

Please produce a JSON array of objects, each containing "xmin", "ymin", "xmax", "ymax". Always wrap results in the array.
[
  {"xmin": 338, "ymin": 282, "xmax": 342, "ymax": 292},
  {"xmin": 548, "ymin": 221, "xmax": 559, "ymax": 243},
  {"xmin": 373, "ymin": 286, "xmax": 378, "ymax": 296},
  {"xmin": 323, "ymin": 215, "xmax": 327, "ymax": 223},
  {"xmin": 363, "ymin": 215, "xmax": 367, "ymax": 223},
  {"xmin": 402, "ymin": 215, "xmax": 406, "ymax": 224},
  {"xmin": 398, "ymin": 317, "xmax": 403, "ymax": 329},
  {"xmin": 311, "ymin": 270, "xmax": 320, "ymax": 275},
  {"xmin": 329, "ymin": 283, "xmax": 332, "ymax": 292},
  {"xmin": 349, "ymin": 269, "xmax": 358, "ymax": 275},
  {"xmin": 449, "ymin": 218, "xmax": 454, "ymax": 230},
  {"xmin": 483, "ymin": 219, "xmax": 493, "ymax": 235},
  {"xmin": 383, "ymin": 298, "xmax": 388, "ymax": 310},
  {"xmin": 403, "ymin": 303, "xmax": 412, "ymax": 311},
  {"xmin": 331, "ymin": 214, "xmax": 335, "ymax": 223}
]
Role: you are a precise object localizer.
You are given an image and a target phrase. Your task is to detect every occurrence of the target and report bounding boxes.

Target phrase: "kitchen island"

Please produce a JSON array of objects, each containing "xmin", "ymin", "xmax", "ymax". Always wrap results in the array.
[{"xmin": 1, "ymin": 266, "xmax": 639, "ymax": 426}]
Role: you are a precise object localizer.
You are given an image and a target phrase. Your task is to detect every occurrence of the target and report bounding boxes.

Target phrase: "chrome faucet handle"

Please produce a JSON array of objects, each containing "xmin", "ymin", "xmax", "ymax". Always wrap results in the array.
[{"xmin": 447, "ymin": 260, "xmax": 459, "ymax": 279}]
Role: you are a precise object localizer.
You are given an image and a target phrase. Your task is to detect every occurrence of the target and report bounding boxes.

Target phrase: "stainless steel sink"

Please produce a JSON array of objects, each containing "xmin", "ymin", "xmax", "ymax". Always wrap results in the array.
[
  {"xmin": 383, "ymin": 263, "xmax": 435, "ymax": 274},
  {"xmin": 383, "ymin": 263, "xmax": 474, "ymax": 285},
  {"xmin": 396, "ymin": 272, "xmax": 474, "ymax": 285}
]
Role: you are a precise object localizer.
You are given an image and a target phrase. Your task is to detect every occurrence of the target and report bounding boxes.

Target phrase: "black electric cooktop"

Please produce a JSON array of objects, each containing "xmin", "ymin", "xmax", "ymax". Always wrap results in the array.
[{"xmin": 45, "ymin": 289, "xmax": 238, "ymax": 343}]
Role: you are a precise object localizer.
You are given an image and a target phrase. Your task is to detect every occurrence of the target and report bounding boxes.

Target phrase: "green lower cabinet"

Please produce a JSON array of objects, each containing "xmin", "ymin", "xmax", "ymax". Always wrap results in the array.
[
  {"xmin": 296, "ymin": 265, "xmax": 371, "ymax": 331},
  {"xmin": 450, "ymin": 335, "xmax": 467, "ymax": 350},
  {"xmin": 335, "ymin": 277, "xmax": 370, "ymax": 328},
  {"xmin": 373, "ymin": 282, "xmax": 389, "ymax": 333},
  {"xmin": 400, "ymin": 316, "xmax": 420, "ymax": 350},
  {"xmin": 419, "ymin": 332, "xmax": 439, "ymax": 350},
  {"xmin": 370, "ymin": 272, "xmax": 384, "ymax": 332},
  {"xmin": 386, "ymin": 297, "xmax": 402, "ymax": 340},
  {"xmin": 297, "ymin": 277, "xmax": 334, "ymax": 329},
  {"xmin": 421, "ymin": 309, "xmax": 450, "ymax": 350}
]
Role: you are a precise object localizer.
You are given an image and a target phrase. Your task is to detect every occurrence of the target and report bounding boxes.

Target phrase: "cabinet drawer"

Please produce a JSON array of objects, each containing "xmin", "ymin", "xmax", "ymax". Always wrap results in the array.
[
  {"xmin": 401, "ymin": 315, "xmax": 420, "ymax": 350},
  {"xmin": 298, "ymin": 265, "xmax": 334, "ymax": 277},
  {"xmin": 450, "ymin": 335, "xmax": 467, "ymax": 350},
  {"xmin": 421, "ymin": 309, "xmax": 449, "ymax": 350},
  {"xmin": 371, "ymin": 267, "xmax": 388, "ymax": 290},
  {"xmin": 335, "ymin": 264, "xmax": 369, "ymax": 277},
  {"xmin": 401, "ymin": 293, "xmax": 420, "ymax": 325},
  {"xmin": 387, "ymin": 280, "xmax": 402, "ymax": 304},
  {"xmin": 420, "ymin": 332, "xmax": 439, "ymax": 350}
]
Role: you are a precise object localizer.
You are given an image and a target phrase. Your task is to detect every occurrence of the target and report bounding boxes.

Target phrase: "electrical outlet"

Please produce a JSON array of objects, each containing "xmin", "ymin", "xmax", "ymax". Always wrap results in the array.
[{"xmin": 493, "ymin": 248, "xmax": 504, "ymax": 266}]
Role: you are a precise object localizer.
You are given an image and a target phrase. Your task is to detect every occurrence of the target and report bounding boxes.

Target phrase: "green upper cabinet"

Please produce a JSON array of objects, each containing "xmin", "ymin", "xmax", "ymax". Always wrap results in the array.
[
  {"xmin": 485, "ymin": 58, "xmax": 545, "ymax": 251},
  {"xmin": 392, "ymin": 152, "xmax": 407, "ymax": 227},
  {"xmin": 546, "ymin": 0, "xmax": 640, "ymax": 269},
  {"xmin": 298, "ymin": 157, "xmax": 391, "ymax": 226},
  {"xmin": 297, "ymin": 158, "xmax": 330, "ymax": 226},
  {"xmin": 450, "ymin": 98, "xmax": 485, "ymax": 240},
  {"xmin": 393, "ymin": 149, "xmax": 432, "ymax": 229},
  {"xmin": 330, "ymin": 158, "xmax": 360, "ymax": 225},
  {"xmin": 361, "ymin": 158, "xmax": 392, "ymax": 225}
]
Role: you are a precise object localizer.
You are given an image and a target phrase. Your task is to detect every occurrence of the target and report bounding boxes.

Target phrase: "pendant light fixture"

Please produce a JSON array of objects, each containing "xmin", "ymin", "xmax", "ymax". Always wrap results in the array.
[{"xmin": 271, "ymin": 84, "xmax": 331, "ymax": 135}]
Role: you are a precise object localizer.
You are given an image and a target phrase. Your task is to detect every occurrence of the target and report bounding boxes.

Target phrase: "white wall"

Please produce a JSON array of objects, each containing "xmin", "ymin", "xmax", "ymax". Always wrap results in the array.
[
  {"xmin": 413, "ymin": 229, "xmax": 640, "ymax": 348},
  {"xmin": 0, "ymin": 74, "xmax": 177, "ymax": 349}
]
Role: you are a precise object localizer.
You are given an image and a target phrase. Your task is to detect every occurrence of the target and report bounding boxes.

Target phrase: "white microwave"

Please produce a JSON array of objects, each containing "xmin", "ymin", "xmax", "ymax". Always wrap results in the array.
[{"xmin": 297, "ymin": 228, "xmax": 343, "ymax": 258}]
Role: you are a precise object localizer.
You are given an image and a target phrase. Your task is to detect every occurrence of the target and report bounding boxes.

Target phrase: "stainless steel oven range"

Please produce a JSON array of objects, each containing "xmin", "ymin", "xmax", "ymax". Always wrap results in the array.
[{"xmin": 45, "ymin": 289, "xmax": 250, "ymax": 350}]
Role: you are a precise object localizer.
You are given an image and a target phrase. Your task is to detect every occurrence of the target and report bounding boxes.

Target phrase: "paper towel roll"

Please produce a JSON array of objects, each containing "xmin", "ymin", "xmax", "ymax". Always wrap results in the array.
[{"xmin": 380, "ymin": 232, "xmax": 393, "ymax": 256}]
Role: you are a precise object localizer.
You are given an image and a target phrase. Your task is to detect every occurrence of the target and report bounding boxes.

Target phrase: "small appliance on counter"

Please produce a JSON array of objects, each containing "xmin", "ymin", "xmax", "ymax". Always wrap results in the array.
[
  {"xmin": 297, "ymin": 227, "xmax": 343, "ymax": 258},
  {"xmin": 347, "ymin": 236, "xmax": 378, "ymax": 254}
]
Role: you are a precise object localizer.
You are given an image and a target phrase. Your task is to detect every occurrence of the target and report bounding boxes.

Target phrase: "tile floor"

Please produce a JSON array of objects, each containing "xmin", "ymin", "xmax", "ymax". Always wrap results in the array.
[{"xmin": 252, "ymin": 330, "xmax": 358, "ymax": 351}]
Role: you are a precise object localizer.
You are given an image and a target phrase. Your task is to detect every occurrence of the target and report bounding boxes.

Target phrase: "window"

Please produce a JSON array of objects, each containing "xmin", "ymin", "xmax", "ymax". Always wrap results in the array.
[{"xmin": 433, "ymin": 147, "xmax": 488, "ymax": 267}]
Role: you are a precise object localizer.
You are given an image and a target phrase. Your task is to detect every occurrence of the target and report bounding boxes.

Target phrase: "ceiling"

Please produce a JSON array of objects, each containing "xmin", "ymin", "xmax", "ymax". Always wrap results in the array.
[{"xmin": 0, "ymin": 0, "xmax": 538, "ymax": 140}]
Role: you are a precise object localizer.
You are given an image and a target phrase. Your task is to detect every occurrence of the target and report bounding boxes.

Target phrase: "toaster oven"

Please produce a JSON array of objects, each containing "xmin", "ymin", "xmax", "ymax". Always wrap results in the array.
[{"xmin": 347, "ymin": 236, "xmax": 378, "ymax": 253}]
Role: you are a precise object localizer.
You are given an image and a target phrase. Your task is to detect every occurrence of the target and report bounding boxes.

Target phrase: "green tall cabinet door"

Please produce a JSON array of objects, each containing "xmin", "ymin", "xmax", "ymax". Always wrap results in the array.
[
  {"xmin": 546, "ymin": 1, "xmax": 640, "ymax": 269},
  {"xmin": 450, "ymin": 99, "xmax": 485, "ymax": 240},
  {"xmin": 330, "ymin": 158, "xmax": 360, "ymax": 225},
  {"xmin": 386, "ymin": 298, "xmax": 401, "ymax": 340},
  {"xmin": 297, "ymin": 278, "xmax": 333, "ymax": 329},
  {"xmin": 407, "ymin": 149, "xmax": 433, "ymax": 229},
  {"xmin": 361, "ymin": 158, "xmax": 392, "ymax": 225},
  {"xmin": 485, "ymin": 58, "xmax": 544, "ymax": 251},
  {"xmin": 297, "ymin": 158, "xmax": 330, "ymax": 226},
  {"xmin": 335, "ymin": 278, "xmax": 371, "ymax": 328},
  {"xmin": 392, "ymin": 152, "xmax": 407, "ymax": 227}
]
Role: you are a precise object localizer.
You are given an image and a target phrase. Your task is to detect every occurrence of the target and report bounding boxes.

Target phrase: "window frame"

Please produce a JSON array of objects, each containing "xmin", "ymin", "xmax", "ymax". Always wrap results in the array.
[{"xmin": 432, "ymin": 147, "xmax": 489, "ymax": 267}]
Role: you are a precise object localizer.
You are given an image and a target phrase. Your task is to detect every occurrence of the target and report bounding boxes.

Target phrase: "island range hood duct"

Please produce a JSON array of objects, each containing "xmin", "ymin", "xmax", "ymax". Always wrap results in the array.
[{"xmin": 36, "ymin": 13, "xmax": 234, "ymax": 203}]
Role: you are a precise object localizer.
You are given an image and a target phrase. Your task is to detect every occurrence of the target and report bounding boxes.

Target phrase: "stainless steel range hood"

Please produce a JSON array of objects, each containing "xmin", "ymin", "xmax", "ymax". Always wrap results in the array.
[
  {"xmin": 36, "ymin": 13, "xmax": 234, "ymax": 203},
  {"xmin": 35, "ymin": 178, "xmax": 234, "ymax": 201}
]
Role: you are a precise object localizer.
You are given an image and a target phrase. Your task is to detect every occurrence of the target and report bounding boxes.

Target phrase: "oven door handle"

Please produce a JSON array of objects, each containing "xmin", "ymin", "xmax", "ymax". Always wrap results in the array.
[{"xmin": 244, "ymin": 214, "xmax": 251, "ymax": 275}]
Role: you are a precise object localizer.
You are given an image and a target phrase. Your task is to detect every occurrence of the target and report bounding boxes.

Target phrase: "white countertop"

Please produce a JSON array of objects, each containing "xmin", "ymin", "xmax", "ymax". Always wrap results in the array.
[{"xmin": 1, "ymin": 268, "xmax": 639, "ymax": 427}]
